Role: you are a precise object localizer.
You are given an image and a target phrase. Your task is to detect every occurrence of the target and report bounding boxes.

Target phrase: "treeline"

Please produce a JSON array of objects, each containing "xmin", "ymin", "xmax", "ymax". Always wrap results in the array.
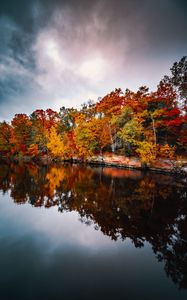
[{"xmin": 0, "ymin": 57, "xmax": 186, "ymax": 164}]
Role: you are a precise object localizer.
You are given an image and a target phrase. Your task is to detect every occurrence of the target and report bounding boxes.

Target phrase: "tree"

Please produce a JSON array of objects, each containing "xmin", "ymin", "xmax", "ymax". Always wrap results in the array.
[
  {"xmin": 74, "ymin": 122, "xmax": 98, "ymax": 158},
  {"xmin": 0, "ymin": 122, "xmax": 13, "ymax": 154},
  {"xmin": 30, "ymin": 109, "xmax": 59, "ymax": 153},
  {"xmin": 160, "ymin": 56, "xmax": 187, "ymax": 108},
  {"xmin": 96, "ymin": 88, "xmax": 124, "ymax": 117},
  {"xmin": 58, "ymin": 107, "xmax": 78, "ymax": 133},
  {"xmin": 136, "ymin": 141, "xmax": 157, "ymax": 165},
  {"xmin": 11, "ymin": 114, "xmax": 32, "ymax": 154},
  {"xmin": 46, "ymin": 126, "xmax": 67, "ymax": 158},
  {"xmin": 74, "ymin": 116, "xmax": 111, "ymax": 158},
  {"xmin": 117, "ymin": 113, "xmax": 144, "ymax": 149},
  {"xmin": 80, "ymin": 100, "xmax": 97, "ymax": 120}
]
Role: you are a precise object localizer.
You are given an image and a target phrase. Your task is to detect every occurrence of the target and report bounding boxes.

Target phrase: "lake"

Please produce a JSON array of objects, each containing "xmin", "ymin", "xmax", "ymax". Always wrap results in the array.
[{"xmin": 0, "ymin": 162, "xmax": 187, "ymax": 300}]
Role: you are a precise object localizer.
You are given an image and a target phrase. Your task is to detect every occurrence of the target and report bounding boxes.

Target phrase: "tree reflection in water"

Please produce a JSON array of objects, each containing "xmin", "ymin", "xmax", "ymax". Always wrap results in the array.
[{"xmin": 0, "ymin": 162, "xmax": 187, "ymax": 289}]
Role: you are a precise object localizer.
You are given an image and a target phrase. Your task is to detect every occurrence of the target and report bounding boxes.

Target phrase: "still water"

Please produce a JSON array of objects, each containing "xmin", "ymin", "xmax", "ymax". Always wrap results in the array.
[{"xmin": 0, "ymin": 162, "xmax": 187, "ymax": 300}]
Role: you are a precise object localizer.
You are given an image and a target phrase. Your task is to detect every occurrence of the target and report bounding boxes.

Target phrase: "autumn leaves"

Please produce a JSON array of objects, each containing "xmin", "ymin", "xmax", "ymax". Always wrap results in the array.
[{"xmin": 0, "ymin": 58, "xmax": 186, "ymax": 164}]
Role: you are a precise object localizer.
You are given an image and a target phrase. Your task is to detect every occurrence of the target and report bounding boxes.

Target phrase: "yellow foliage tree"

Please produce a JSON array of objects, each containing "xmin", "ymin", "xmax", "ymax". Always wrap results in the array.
[
  {"xmin": 74, "ymin": 117, "xmax": 111, "ymax": 158},
  {"xmin": 118, "ymin": 118, "xmax": 144, "ymax": 146},
  {"xmin": 47, "ymin": 126, "xmax": 67, "ymax": 158},
  {"xmin": 136, "ymin": 141, "xmax": 157, "ymax": 165},
  {"xmin": 159, "ymin": 144, "xmax": 176, "ymax": 160}
]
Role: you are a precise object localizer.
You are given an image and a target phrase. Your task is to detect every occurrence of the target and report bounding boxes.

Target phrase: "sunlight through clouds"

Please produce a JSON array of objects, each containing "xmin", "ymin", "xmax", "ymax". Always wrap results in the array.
[
  {"xmin": 79, "ymin": 56, "xmax": 107, "ymax": 82},
  {"xmin": 45, "ymin": 39, "xmax": 63, "ymax": 66},
  {"xmin": 0, "ymin": 0, "xmax": 186, "ymax": 120}
]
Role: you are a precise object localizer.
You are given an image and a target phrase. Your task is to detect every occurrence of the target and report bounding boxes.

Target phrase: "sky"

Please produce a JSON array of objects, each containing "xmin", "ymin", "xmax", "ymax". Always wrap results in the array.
[{"xmin": 0, "ymin": 0, "xmax": 187, "ymax": 121}]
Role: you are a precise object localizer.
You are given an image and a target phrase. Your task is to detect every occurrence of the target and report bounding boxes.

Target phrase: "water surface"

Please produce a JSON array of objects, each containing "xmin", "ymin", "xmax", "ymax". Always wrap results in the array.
[{"xmin": 0, "ymin": 162, "xmax": 187, "ymax": 300}]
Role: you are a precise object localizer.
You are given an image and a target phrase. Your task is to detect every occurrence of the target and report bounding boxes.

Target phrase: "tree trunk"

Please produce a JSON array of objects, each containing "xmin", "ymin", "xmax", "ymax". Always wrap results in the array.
[
  {"xmin": 151, "ymin": 116, "xmax": 157, "ymax": 146},
  {"xmin": 108, "ymin": 124, "xmax": 115, "ymax": 153}
]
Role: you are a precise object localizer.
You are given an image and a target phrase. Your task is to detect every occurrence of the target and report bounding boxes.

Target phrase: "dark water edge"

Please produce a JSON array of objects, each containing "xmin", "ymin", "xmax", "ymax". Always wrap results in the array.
[
  {"xmin": 0, "ymin": 162, "xmax": 187, "ymax": 300},
  {"xmin": 0, "ymin": 154, "xmax": 187, "ymax": 178}
]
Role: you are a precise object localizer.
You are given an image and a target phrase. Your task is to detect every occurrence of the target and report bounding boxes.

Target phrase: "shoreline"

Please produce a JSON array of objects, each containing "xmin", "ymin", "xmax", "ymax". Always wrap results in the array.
[{"xmin": 0, "ymin": 154, "xmax": 187, "ymax": 178}]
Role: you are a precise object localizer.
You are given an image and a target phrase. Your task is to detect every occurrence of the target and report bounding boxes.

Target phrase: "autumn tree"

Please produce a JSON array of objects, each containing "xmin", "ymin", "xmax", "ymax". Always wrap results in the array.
[
  {"xmin": 74, "ymin": 121, "xmax": 98, "ymax": 158},
  {"xmin": 114, "ymin": 107, "xmax": 140, "ymax": 154},
  {"xmin": 80, "ymin": 100, "xmax": 97, "ymax": 120},
  {"xmin": 96, "ymin": 88, "xmax": 124, "ymax": 117},
  {"xmin": 30, "ymin": 109, "xmax": 59, "ymax": 153},
  {"xmin": 46, "ymin": 126, "xmax": 67, "ymax": 158},
  {"xmin": 74, "ymin": 115, "xmax": 111, "ymax": 158},
  {"xmin": 95, "ymin": 88, "xmax": 125, "ymax": 152},
  {"xmin": 150, "ymin": 84, "xmax": 184, "ymax": 149},
  {"xmin": 0, "ymin": 122, "xmax": 13, "ymax": 154},
  {"xmin": 58, "ymin": 107, "xmax": 78, "ymax": 133},
  {"xmin": 11, "ymin": 114, "xmax": 32, "ymax": 154}
]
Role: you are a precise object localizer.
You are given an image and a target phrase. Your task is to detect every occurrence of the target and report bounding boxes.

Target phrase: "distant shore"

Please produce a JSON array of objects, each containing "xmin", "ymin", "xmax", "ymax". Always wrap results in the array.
[{"xmin": 0, "ymin": 153, "xmax": 187, "ymax": 178}]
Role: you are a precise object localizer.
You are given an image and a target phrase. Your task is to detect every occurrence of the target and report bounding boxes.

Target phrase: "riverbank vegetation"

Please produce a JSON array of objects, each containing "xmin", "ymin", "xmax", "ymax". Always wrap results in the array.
[{"xmin": 0, "ymin": 57, "xmax": 186, "ymax": 168}]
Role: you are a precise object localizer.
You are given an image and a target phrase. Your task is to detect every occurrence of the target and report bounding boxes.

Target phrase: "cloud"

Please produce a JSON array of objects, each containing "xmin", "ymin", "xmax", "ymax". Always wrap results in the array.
[{"xmin": 0, "ymin": 0, "xmax": 187, "ymax": 121}]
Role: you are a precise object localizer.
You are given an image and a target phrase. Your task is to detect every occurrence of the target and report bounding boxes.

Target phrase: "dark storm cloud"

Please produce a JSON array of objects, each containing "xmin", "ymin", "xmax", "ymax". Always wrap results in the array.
[{"xmin": 0, "ymin": 0, "xmax": 186, "ymax": 121}]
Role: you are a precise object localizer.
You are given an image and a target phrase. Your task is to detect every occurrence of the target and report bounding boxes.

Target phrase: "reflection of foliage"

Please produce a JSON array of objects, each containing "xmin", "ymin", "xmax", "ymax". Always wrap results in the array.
[
  {"xmin": 46, "ymin": 166, "xmax": 66, "ymax": 197},
  {"xmin": 0, "ymin": 162, "xmax": 187, "ymax": 289}
]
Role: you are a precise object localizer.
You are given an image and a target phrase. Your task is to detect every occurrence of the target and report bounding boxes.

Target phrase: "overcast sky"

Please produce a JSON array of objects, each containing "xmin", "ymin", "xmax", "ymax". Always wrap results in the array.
[{"xmin": 0, "ymin": 0, "xmax": 187, "ymax": 121}]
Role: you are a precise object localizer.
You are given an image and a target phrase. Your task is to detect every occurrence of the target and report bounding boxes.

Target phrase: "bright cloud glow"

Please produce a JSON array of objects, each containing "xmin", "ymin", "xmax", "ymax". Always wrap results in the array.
[
  {"xmin": 79, "ymin": 56, "xmax": 107, "ymax": 82},
  {"xmin": 45, "ymin": 39, "xmax": 63, "ymax": 66}
]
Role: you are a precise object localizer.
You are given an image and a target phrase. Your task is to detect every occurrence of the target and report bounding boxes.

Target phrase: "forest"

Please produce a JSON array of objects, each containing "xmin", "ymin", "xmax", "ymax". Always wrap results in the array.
[{"xmin": 0, "ymin": 57, "xmax": 186, "ymax": 166}]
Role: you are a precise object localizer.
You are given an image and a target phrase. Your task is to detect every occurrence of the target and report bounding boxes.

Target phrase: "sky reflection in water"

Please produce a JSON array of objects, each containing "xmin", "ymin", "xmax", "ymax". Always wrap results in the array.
[{"xmin": 0, "ymin": 162, "xmax": 187, "ymax": 300}]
